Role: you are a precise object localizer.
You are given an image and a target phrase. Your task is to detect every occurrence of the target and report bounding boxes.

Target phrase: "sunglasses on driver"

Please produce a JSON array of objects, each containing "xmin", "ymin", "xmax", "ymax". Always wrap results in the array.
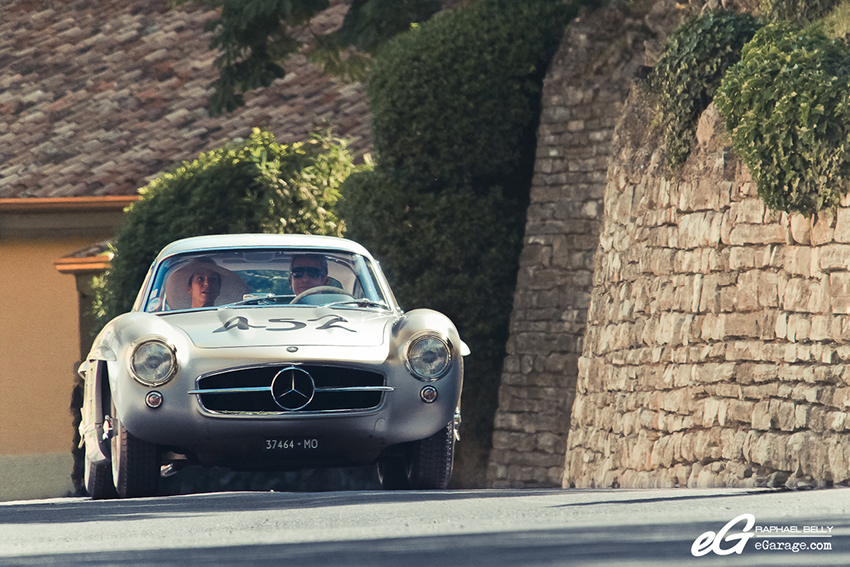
[{"xmin": 291, "ymin": 267, "xmax": 325, "ymax": 279}]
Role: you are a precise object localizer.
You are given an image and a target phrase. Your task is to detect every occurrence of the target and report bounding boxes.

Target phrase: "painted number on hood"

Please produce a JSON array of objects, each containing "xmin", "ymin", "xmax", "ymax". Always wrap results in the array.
[{"xmin": 214, "ymin": 315, "xmax": 355, "ymax": 334}]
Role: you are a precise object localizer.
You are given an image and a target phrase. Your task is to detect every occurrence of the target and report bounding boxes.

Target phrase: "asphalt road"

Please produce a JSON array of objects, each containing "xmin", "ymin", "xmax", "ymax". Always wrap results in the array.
[{"xmin": 1, "ymin": 487, "xmax": 849, "ymax": 566}]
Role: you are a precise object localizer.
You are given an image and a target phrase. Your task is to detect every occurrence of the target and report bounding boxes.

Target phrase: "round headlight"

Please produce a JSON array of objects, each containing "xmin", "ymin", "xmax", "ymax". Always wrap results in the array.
[
  {"xmin": 130, "ymin": 340, "xmax": 176, "ymax": 386},
  {"xmin": 406, "ymin": 335, "xmax": 451, "ymax": 381}
]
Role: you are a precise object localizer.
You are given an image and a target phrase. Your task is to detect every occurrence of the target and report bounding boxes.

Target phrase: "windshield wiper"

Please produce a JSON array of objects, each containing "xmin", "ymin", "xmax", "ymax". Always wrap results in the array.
[{"xmin": 325, "ymin": 300, "xmax": 390, "ymax": 310}]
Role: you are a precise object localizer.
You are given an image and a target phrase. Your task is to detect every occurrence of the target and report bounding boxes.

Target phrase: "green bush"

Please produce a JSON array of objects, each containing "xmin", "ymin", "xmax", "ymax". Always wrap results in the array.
[
  {"xmin": 715, "ymin": 22, "xmax": 850, "ymax": 216},
  {"xmin": 340, "ymin": 0, "xmax": 577, "ymax": 485},
  {"xmin": 650, "ymin": 11, "xmax": 762, "ymax": 169},
  {"xmin": 367, "ymin": 0, "xmax": 574, "ymax": 183},
  {"xmin": 94, "ymin": 128, "xmax": 358, "ymax": 326}
]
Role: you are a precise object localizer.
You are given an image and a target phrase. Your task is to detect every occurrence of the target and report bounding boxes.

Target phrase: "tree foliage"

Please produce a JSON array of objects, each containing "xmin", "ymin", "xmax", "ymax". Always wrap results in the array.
[
  {"xmin": 339, "ymin": 0, "xmax": 577, "ymax": 485},
  {"xmin": 94, "ymin": 129, "xmax": 359, "ymax": 326},
  {"xmin": 171, "ymin": 0, "xmax": 441, "ymax": 114}
]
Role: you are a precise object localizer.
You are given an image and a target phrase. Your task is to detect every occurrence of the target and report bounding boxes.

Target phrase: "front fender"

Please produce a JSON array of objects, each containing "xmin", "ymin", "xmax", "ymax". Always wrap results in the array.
[{"xmin": 79, "ymin": 359, "xmax": 111, "ymax": 464}]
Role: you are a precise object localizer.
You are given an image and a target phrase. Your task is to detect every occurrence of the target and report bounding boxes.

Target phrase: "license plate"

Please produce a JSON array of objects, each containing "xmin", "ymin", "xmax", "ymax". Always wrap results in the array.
[{"xmin": 263, "ymin": 438, "xmax": 320, "ymax": 451}]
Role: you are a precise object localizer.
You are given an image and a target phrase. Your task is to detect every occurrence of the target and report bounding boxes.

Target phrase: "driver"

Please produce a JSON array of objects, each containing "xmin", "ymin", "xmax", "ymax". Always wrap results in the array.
[{"xmin": 289, "ymin": 254, "xmax": 330, "ymax": 296}]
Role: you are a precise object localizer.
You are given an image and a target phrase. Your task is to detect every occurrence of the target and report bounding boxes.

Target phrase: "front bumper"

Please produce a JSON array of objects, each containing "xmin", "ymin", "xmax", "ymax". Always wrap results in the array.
[{"xmin": 110, "ymin": 345, "xmax": 462, "ymax": 469}]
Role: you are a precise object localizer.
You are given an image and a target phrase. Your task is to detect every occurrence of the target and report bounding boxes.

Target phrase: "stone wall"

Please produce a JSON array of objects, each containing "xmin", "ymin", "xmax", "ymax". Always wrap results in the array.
[
  {"xmin": 564, "ymin": 89, "xmax": 850, "ymax": 489},
  {"xmin": 486, "ymin": 5, "xmax": 662, "ymax": 488}
]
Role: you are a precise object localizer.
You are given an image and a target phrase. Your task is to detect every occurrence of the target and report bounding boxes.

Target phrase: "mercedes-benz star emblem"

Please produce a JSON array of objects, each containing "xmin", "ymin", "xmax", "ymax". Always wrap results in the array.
[{"xmin": 270, "ymin": 366, "xmax": 315, "ymax": 411}]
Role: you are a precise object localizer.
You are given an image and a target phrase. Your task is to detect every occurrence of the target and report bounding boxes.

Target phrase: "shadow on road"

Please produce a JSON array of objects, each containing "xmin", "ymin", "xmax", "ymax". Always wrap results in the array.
[
  {"xmin": 2, "ymin": 521, "xmax": 848, "ymax": 567},
  {"xmin": 0, "ymin": 487, "xmax": 783, "ymax": 526}
]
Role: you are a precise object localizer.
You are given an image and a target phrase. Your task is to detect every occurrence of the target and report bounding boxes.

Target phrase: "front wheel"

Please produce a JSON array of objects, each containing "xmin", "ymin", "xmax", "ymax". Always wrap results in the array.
[
  {"xmin": 111, "ymin": 406, "xmax": 160, "ymax": 498},
  {"xmin": 84, "ymin": 453, "xmax": 117, "ymax": 500},
  {"xmin": 378, "ymin": 421, "xmax": 455, "ymax": 490}
]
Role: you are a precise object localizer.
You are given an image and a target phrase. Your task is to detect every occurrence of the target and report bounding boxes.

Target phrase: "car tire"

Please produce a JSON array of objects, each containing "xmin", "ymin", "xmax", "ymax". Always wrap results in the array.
[
  {"xmin": 84, "ymin": 455, "xmax": 117, "ymax": 500},
  {"xmin": 408, "ymin": 421, "xmax": 454, "ymax": 490},
  {"xmin": 111, "ymin": 406, "xmax": 160, "ymax": 498},
  {"xmin": 378, "ymin": 421, "xmax": 455, "ymax": 490}
]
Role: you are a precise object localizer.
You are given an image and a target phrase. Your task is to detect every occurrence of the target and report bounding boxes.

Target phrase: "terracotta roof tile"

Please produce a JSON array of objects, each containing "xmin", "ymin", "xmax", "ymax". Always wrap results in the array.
[{"xmin": 0, "ymin": 0, "xmax": 373, "ymax": 199}]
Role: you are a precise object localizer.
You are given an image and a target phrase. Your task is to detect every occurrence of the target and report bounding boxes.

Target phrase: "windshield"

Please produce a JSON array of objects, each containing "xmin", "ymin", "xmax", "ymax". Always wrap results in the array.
[{"xmin": 143, "ymin": 248, "xmax": 388, "ymax": 312}]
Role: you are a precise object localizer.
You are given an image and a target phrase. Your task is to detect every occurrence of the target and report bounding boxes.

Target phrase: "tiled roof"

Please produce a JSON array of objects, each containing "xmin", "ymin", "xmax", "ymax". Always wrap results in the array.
[{"xmin": 0, "ymin": 0, "xmax": 372, "ymax": 199}]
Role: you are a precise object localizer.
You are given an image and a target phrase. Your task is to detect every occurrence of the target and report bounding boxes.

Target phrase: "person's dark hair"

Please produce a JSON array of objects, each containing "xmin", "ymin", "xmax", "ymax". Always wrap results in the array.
[{"xmin": 291, "ymin": 254, "xmax": 328, "ymax": 276}]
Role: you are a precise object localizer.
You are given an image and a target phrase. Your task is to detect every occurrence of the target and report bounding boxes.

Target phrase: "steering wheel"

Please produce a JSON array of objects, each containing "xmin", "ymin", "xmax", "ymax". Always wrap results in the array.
[{"xmin": 290, "ymin": 286, "xmax": 354, "ymax": 304}]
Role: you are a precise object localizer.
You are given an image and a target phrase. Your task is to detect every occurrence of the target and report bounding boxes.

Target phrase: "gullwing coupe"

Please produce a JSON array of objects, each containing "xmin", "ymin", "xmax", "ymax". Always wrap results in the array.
[{"xmin": 79, "ymin": 234, "xmax": 466, "ymax": 498}]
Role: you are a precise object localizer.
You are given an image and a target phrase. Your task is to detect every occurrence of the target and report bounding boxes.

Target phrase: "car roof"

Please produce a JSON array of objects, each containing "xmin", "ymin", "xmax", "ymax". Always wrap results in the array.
[{"xmin": 155, "ymin": 234, "xmax": 373, "ymax": 261}]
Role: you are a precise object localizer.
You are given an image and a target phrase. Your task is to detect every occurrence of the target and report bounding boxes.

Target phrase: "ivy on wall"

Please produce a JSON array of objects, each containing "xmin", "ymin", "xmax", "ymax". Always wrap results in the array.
[
  {"xmin": 650, "ymin": 11, "xmax": 761, "ymax": 170},
  {"xmin": 716, "ymin": 22, "xmax": 850, "ymax": 216},
  {"xmin": 652, "ymin": 1, "xmax": 850, "ymax": 217}
]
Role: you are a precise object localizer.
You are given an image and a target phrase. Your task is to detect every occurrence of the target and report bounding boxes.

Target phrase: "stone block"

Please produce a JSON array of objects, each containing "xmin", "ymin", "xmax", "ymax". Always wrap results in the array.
[
  {"xmin": 811, "ymin": 210, "xmax": 836, "ymax": 245},
  {"xmin": 818, "ymin": 244, "xmax": 850, "ymax": 272},
  {"xmin": 829, "ymin": 272, "xmax": 850, "ymax": 314},
  {"xmin": 834, "ymin": 207, "xmax": 850, "ymax": 243},
  {"xmin": 826, "ymin": 412, "xmax": 847, "ymax": 432},
  {"xmin": 725, "ymin": 312, "xmax": 759, "ymax": 338},
  {"xmin": 728, "ymin": 224, "xmax": 787, "ymax": 245},
  {"xmin": 786, "ymin": 314, "xmax": 811, "ymax": 342},
  {"xmin": 677, "ymin": 211, "xmax": 723, "ymax": 249},
  {"xmin": 699, "ymin": 276, "xmax": 721, "ymax": 313},
  {"xmin": 701, "ymin": 313, "xmax": 725, "ymax": 341},
  {"xmin": 828, "ymin": 437, "xmax": 850, "ymax": 483},
  {"xmin": 789, "ymin": 213, "xmax": 812, "ymax": 244},
  {"xmin": 726, "ymin": 400, "xmax": 755, "ymax": 425},
  {"xmin": 782, "ymin": 278, "xmax": 814, "ymax": 312},
  {"xmin": 734, "ymin": 270, "xmax": 761, "ymax": 311},
  {"xmin": 774, "ymin": 400, "xmax": 796, "ymax": 432},
  {"xmin": 798, "ymin": 312, "xmax": 823, "ymax": 341},
  {"xmin": 732, "ymin": 198, "xmax": 766, "ymax": 224},
  {"xmin": 751, "ymin": 400, "xmax": 771, "ymax": 431},
  {"xmin": 783, "ymin": 246, "xmax": 812, "ymax": 277}
]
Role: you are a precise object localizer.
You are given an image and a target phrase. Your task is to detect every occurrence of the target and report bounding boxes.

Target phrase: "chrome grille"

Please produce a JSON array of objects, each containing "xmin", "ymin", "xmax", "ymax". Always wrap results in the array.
[{"xmin": 192, "ymin": 365, "xmax": 388, "ymax": 414}]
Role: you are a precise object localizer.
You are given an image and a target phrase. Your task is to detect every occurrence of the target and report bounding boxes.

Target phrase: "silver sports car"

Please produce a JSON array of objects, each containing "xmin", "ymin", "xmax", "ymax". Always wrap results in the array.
[{"xmin": 79, "ymin": 234, "xmax": 466, "ymax": 498}]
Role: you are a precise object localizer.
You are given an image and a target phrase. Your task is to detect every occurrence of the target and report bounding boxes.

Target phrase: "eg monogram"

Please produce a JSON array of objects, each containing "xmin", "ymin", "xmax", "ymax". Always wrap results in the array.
[{"xmin": 691, "ymin": 514, "xmax": 756, "ymax": 557}]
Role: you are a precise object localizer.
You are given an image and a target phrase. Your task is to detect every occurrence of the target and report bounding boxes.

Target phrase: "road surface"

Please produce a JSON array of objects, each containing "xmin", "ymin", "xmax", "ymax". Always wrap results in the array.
[{"xmin": 1, "ymin": 487, "xmax": 849, "ymax": 566}]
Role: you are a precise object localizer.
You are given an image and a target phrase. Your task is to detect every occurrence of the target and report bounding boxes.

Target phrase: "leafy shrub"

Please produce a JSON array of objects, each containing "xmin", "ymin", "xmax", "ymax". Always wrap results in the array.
[
  {"xmin": 340, "ymin": 0, "xmax": 576, "ymax": 485},
  {"xmin": 366, "ymin": 0, "xmax": 573, "ymax": 183},
  {"xmin": 650, "ymin": 11, "xmax": 762, "ymax": 169},
  {"xmin": 761, "ymin": 0, "xmax": 842, "ymax": 25},
  {"xmin": 94, "ymin": 129, "xmax": 357, "ymax": 326},
  {"xmin": 715, "ymin": 22, "xmax": 850, "ymax": 216}
]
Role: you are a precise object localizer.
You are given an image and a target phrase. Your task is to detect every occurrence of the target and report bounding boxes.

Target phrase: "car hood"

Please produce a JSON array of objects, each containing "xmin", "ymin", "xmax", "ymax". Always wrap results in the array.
[{"xmin": 158, "ymin": 306, "xmax": 397, "ymax": 349}]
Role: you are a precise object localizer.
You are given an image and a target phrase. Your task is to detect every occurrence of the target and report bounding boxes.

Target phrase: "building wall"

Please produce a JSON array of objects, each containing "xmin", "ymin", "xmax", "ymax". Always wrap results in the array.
[{"xmin": 0, "ymin": 237, "xmax": 93, "ymax": 500}]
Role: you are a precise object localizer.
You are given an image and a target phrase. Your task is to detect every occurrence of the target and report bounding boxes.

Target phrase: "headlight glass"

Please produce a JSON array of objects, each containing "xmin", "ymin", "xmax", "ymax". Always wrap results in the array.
[
  {"xmin": 131, "ymin": 340, "xmax": 176, "ymax": 386},
  {"xmin": 406, "ymin": 335, "xmax": 451, "ymax": 381}
]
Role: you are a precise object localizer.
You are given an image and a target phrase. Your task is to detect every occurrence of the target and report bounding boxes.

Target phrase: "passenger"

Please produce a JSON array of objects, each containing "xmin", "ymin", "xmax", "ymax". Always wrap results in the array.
[
  {"xmin": 187, "ymin": 266, "xmax": 221, "ymax": 308},
  {"xmin": 164, "ymin": 259, "xmax": 247, "ymax": 309}
]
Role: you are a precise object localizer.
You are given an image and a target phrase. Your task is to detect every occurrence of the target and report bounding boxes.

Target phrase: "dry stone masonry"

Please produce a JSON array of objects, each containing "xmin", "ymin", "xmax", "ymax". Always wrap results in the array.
[
  {"xmin": 565, "ymin": 91, "xmax": 850, "ymax": 490},
  {"xmin": 486, "ymin": 6, "xmax": 660, "ymax": 488}
]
